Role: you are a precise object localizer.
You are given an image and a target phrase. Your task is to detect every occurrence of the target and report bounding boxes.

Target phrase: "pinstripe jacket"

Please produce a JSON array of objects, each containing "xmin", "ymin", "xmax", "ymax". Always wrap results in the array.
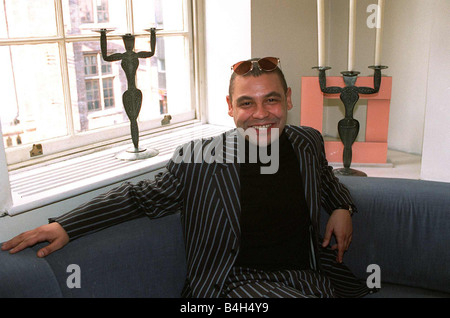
[{"xmin": 54, "ymin": 125, "xmax": 362, "ymax": 298}]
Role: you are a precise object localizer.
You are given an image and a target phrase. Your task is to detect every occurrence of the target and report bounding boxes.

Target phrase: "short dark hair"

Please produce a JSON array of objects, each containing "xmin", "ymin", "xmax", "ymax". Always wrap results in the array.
[{"xmin": 228, "ymin": 58, "xmax": 288, "ymax": 102}]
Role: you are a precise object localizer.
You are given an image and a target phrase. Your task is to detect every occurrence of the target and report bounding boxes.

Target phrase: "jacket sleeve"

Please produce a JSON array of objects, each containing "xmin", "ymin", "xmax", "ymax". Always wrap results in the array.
[
  {"xmin": 314, "ymin": 131, "xmax": 358, "ymax": 215},
  {"xmin": 50, "ymin": 157, "xmax": 185, "ymax": 241}
]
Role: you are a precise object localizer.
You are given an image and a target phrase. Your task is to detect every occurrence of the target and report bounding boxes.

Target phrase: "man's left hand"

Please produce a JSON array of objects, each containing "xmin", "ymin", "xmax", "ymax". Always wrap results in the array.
[{"xmin": 322, "ymin": 209, "xmax": 353, "ymax": 263}]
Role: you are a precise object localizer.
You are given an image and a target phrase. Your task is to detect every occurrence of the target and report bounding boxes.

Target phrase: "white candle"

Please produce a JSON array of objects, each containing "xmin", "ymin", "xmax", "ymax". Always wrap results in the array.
[
  {"xmin": 347, "ymin": 0, "xmax": 357, "ymax": 71},
  {"xmin": 374, "ymin": 0, "xmax": 385, "ymax": 66},
  {"xmin": 317, "ymin": 0, "xmax": 326, "ymax": 67}
]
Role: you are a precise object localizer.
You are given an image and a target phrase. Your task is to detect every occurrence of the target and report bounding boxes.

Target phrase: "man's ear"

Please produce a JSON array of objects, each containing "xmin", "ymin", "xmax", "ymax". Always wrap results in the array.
[
  {"xmin": 226, "ymin": 95, "xmax": 233, "ymax": 117},
  {"xmin": 286, "ymin": 87, "xmax": 293, "ymax": 110}
]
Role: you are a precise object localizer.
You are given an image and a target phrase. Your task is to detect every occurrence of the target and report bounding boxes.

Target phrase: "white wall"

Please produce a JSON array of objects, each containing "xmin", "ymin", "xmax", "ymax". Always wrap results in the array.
[
  {"xmin": 249, "ymin": 0, "xmax": 450, "ymax": 182},
  {"xmin": 420, "ymin": 0, "xmax": 450, "ymax": 182},
  {"xmin": 251, "ymin": 0, "xmax": 318, "ymax": 127},
  {"xmin": 203, "ymin": 0, "xmax": 252, "ymax": 127},
  {"xmin": 382, "ymin": 0, "xmax": 433, "ymax": 154}
]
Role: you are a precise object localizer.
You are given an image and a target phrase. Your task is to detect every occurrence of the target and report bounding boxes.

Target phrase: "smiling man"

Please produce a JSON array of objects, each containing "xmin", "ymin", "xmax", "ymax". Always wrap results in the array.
[
  {"xmin": 219, "ymin": 57, "xmax": 366, "ymax": 297},
  {"xmin": 2, "ymin": 57, "xmax": 369, "ymax": 298},
  {"xmin": 227, "ymin": 58, "xmax": 292, "ymax": 145}
]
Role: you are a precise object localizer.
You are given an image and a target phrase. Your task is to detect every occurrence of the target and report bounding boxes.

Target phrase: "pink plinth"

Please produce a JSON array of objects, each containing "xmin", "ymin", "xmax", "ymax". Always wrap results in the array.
[{"xmin": 300, "ymin": 76, "xmax": 392, "ymax": 164}]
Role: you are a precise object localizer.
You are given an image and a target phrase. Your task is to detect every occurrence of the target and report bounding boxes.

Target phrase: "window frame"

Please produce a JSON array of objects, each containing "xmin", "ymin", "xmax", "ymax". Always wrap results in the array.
[{"xmin": 0, "ymin": 0, "xmax": 203, "ymax": 169}]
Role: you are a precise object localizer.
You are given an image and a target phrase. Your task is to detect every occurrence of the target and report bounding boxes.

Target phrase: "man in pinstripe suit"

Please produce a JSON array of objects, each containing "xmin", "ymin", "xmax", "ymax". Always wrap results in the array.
[{"xmin": 2, "ymin": 57, "xmax": 369, "ymax": 298}]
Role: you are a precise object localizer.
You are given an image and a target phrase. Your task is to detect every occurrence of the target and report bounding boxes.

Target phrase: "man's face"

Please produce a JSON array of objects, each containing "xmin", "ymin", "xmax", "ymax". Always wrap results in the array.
[{"xmin": 227, "ymin": 72, "xmax": 293, "ymax": 144}]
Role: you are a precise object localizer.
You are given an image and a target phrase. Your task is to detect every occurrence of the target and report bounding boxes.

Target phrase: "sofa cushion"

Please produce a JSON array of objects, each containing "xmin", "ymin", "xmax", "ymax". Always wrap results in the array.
[
  {"xmin": 41, "ymin": 213, "xmax": 187, "ymax": 297},
  {"xmin": 1, "ymin": 213, "xmax": 187, "ymax": 298},
  {"xmin": 329, "ymin": 176, "xmax": 450, "ymax": 295},
  {"xmin": 0, "ymin": 247, "xmax": 63, "ymax": 297}
]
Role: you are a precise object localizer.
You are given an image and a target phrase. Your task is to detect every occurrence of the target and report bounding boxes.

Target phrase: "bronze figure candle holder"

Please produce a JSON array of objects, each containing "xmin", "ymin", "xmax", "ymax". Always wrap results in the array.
[
  {"xmin": 95, "ymin": 28, "xmax": 160, "ymax": 161},
  {"xmin": 313, "ymin": 65, "xmax": 388, "ymax": 176}
]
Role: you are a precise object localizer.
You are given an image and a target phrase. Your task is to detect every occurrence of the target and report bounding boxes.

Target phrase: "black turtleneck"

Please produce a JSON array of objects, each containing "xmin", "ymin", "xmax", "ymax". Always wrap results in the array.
[{"xmin": 234, "ymin": 131, "xmax": 311, "ymax": 271}]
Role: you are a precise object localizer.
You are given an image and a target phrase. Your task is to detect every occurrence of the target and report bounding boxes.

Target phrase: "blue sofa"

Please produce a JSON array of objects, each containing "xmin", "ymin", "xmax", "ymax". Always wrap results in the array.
[{"xmin": 1, "ymin": 176, "xmax": 449, "ymax": 298}]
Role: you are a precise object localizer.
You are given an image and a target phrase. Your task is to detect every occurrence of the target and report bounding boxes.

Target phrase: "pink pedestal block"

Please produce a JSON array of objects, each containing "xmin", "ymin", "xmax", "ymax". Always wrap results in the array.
[{"xmin": 300, "ymin": 76, "xmax": 392, "ymax": 164}]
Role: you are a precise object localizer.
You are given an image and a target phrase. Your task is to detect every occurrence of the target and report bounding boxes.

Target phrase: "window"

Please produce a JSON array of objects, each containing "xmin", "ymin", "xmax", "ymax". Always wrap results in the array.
[
  {"xmin": 83, "ymin": 53, "xmax": 115, "ymax": 112},
  {"xmin": 0, "ymin": 0, "xmax": 197, "ymax": 166}
]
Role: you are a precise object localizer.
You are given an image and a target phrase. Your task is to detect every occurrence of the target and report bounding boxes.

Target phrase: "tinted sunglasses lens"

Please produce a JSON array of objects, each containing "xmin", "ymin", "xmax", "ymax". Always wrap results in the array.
[
  {"xmin": 233, "ymin": 61, "xmax": 252, "ymax": 75},
  {"xmin": 258, "ymin": 57, "xmax": 279, "ymax": 71}
]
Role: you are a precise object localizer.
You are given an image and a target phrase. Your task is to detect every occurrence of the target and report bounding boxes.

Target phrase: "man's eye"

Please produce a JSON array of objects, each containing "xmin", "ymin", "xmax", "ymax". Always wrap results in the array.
[{"xmin": 239, "ymin": 102, "xmax": 252, "ymax": 107}]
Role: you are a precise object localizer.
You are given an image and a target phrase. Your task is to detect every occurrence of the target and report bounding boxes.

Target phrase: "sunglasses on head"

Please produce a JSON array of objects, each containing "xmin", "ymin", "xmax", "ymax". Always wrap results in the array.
[{"xmin": 231, "ymin": 57, "xmax": 280, "ymax": 75}]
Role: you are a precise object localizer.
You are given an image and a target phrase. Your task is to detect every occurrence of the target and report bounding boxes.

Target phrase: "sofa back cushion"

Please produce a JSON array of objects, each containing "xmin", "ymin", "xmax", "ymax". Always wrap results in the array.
[
  {"xmin": 326, "ymin": 177, "xmax": 450, "ymax": 294},
  {"xmin": 40, "ymin": 213, "xmax": 186, "ymax": 297}
]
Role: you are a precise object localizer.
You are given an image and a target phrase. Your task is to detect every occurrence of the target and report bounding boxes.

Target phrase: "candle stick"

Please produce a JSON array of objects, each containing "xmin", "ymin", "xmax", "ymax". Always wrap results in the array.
[
  {"xmin": 348, "ymin": 0, "xmax": 357, "ymax": 71},
  {"xmin": 317, "ymin": 0, "xmax": 326, "ymax": 67},
  {"xmin": 374, "ymin": 0, "xmax": 385, "ymax": 66}
]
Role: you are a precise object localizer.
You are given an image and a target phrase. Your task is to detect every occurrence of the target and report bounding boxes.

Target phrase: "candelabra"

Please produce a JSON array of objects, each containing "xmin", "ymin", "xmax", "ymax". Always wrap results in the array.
[
  {"xmin": 313, "ymin": 65, "xmax": 388, "ymax": 176},
  {"xmin": 96, "ymin": 28, "xmax": 160, "ymax": 160}
]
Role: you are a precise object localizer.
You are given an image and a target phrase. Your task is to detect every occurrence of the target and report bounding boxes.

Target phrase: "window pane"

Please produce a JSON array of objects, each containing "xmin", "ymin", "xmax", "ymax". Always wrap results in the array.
[
  {"xmin": 103, "ymin": 78, "xmax": 115, "ymax": 109},
  {"xmin": 1, "ymin": 0, "xmax": 195, "ymax": 163},
  {"xmin": 135, "ymin": 35, "xmax": 192, "ymax": 119},
  {"xmin": 0, "ymin": 44, "xmax": 67, "ymax": 149},
  {"xmin": 0, "ymin": 0, "xmax": 56, "ymax": 38},
  {"xmin": 133, "ymin": 0, "xmax": 184, "ymax": 31},
  {"xmin": 101, "ymin": 59, "xmax": 112, "ymax": 74},
  {"xmin": 84, "ymin": 54, "xmax": 98, "ymax": 76},
  {"xmin": 63, "ymin": 0, "xmax": 127, "ymax": 37},
  {"xmin": 96, "ymin": 0, "xmax": 109, "ymax": 23},
  {"xmin": 86, "ymin": 79, "xmax": 100, "ymax": 111}
]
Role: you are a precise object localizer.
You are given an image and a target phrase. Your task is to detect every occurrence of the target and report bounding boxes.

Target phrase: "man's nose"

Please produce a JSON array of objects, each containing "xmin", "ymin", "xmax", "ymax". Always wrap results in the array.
[{"xmin": 252, "ymin": 103, "xmax": 269, "ymax": 119}]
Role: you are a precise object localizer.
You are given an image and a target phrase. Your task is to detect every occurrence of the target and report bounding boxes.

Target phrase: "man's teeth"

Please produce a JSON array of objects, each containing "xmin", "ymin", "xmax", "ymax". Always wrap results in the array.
[{"xmin": 252, "ymin": 124, "xmax": 271, "ymax": 130}]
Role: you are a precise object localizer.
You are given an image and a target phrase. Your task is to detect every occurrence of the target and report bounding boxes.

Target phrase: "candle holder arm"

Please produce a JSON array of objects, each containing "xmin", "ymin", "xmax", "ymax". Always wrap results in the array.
[
  {"xmin": 357, "ymin": 65, "xmax": 388, "ymax": 94},
  {"xmin": 99, "ymin": 30, "xmax": 123, "ymax": 62},
  {"xmin": 314, "ymin": 67, "xmax": 342, "ymax": 94},
  {"xmin": 137, "ymin": 28, "xmax": 159, "ymax": 58}
]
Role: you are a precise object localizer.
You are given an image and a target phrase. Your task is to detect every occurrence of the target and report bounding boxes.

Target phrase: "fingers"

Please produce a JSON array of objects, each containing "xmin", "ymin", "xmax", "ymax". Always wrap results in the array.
[
  {"xmin": 2, "ymin": 230, "xmax": 42, "ymax": 254},
  {"xmin": 1, "ymin": 223, "xmax": 69, "ymax": 257},
  {"xmin": 321, "ymin": 227, "xmax": 333, "ymax": 248},
  {"xmin": 36, "ymin": 236, "xmax": 68, "ymax": 258},
  {"xmin": 1, "ymin": 230, "xmax": 37, "ymax": 253},
  {"xmin": 331, "ymin": 234, "xmax": 352, "ymax": 263},
  {"xmin": 324, "ymin": 209, "xmax": 353, "ymax": 263}
]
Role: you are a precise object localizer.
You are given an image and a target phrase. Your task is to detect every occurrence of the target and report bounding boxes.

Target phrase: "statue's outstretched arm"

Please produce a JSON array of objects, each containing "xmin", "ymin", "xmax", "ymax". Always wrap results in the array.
[
  {"xmin": 100, "ymin": 30, "xmax": 123, "ymax": 62},
  {"xmin": 137, "ymin": 28, "xmax": 157, "ymax": 59},
  {"xmin": 318, "ymin": 71, "xmax": 342, "ymax": 94},
  {"xmin": 358, "ymin": 68, "xmax": 382, "ymax": 94}
]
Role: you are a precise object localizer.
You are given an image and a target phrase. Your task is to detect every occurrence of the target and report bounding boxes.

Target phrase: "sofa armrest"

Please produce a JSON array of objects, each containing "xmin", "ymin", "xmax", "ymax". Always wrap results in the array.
[
  {"xmin": 0, "ymin": 247, "xmax": 63, "ymax": 297},
  {"xmin": 325, "ymin": 177, "xmax": 450, "ymax": 294},
  {"xmin": 1, "ymin": 213, "xmax": 187, "ymax": 297}
]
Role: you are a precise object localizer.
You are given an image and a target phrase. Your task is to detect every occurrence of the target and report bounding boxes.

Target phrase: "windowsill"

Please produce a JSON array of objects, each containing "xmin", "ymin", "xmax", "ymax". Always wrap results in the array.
[
  {"xmin": 6, "ymin": 111, "xmax": 197, "ymax": 169},
  {"xmin": 6, "ymin": 123, "xmax": 233, "ymax": 217}
]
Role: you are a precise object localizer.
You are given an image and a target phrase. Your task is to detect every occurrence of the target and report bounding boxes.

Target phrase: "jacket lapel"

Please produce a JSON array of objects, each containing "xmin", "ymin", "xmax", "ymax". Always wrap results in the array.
[
  {"xmin": 285, "ymin": 126, "xmax": 320, "ymax": 224},
  {"xmin": 212, "ymin": 130, "xmax": 241, "ymax": 239},
  {"xmin": 285, "ymin": 126, "xmax": 322, "ymax": 271}
]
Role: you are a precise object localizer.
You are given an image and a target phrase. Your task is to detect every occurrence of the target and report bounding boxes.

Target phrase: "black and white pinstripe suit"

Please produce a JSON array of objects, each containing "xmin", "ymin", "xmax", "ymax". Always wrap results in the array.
[{"xmin": 54, "ymin": 125, "xmax": 369, "ymax": 298}]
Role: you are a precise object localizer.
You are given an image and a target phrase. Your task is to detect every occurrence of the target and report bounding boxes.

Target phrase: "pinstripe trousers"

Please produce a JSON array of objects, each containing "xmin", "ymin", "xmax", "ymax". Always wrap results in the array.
[
  {"xmin": 221, "ymin": 242, "xmax": 370, "ymax": 298},
  {"xmin": 222, "ymin": 267, "xmax": 335, "ymax": 298}
]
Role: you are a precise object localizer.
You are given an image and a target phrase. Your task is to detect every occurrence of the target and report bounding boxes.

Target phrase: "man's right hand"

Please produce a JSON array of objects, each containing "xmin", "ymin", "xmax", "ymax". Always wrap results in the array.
[{"xmin": 1, "ymin": 222, "xmax": 69, "ymax": 258}]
